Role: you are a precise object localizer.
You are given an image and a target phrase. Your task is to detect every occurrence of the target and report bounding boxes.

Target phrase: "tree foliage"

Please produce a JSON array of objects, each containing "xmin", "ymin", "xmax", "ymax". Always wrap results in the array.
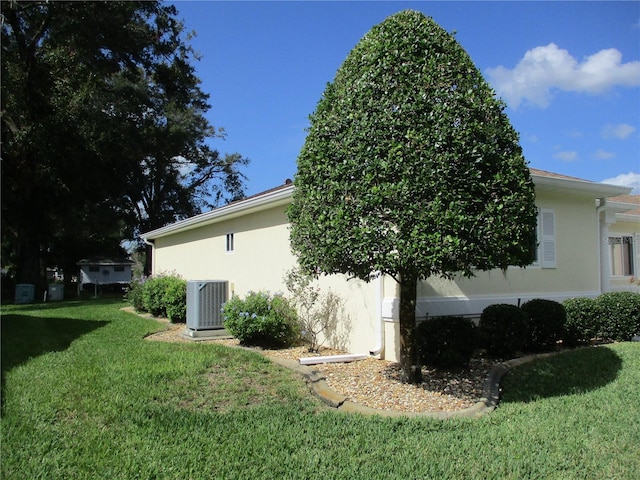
[
  {"xmin": 1, "ymin": 1, "xmax": 248, "ymax": 286},
  {"xmin": 288, "ymin": 10, "xmax": 537, "ymax": 382}
]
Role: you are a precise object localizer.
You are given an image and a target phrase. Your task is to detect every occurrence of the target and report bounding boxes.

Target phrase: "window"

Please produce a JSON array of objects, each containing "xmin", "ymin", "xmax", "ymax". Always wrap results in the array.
[
  {"xmin": 226, "ymin": 233, "xmax": 234, "ymax": 253},
  {"xmin": 609, "ymin": 236, "xmax": 634, "ymax": 276},
  {"xmin": 532, "ymin": 209, "xmax": 556, "ymax": 268},
  {"xmin": 539, "ymin": 209, "xmax": 556, "ymax": 269},
  {"xmin": 114, "ymin": 266, "xmax": 125, "ymax": 272}
]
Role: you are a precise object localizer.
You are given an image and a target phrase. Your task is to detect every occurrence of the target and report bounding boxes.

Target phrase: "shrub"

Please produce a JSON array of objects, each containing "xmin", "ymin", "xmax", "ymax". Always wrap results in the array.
[
  {"xmin": 126, "ymin": 276, "xmax": 148, "ymax": 312},
  {"xmin": 142, "ymin": 275, "xmax": 171, "ymax": 317},
  {"xmin": 597, "ymin": 291, "xmax": 640, "ymax": 342},
  {"xmin": 222, "ymin": 291, "xmax": 300, "ymax": 348},
  {"xmin": 416, "ymin": 316, "xmax": 477, "ymax": 368},
  {"xmin": 563, "ymin": 297, "xmax": 601, "ymax": 346},
  {"xmin": 138, "ymin": 273, "xmax": 185, "ymax": 320},
  {"xmin": 284, "ymin": 267, "xmax": 342, "ymax": 352},
  {"xmin": 520, "ymin": 299, "xmax": 566, "ymax": 351},
  {"xmin": 164, "ymin": 277, "xmax": 187, "ymax": 323},
  {"xmin": 479, "ymin": 304, "xmax": 527, "ymax": 357}
]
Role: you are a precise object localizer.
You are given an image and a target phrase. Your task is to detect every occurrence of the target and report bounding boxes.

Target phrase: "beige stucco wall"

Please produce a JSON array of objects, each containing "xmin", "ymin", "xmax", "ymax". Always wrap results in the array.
[
  {"xmin": 152, "ymin": 206, "xmax": 296, "ymax": 293},
  {"xmin": 380, "ymin": 191, "xmax": 602, "ymax": 361},
  {"xmin": 422, "ymin": 191, "xmax": 600, "ymax": 298},
  {"xmin": 151, "ymin": 204, "xmax": 381, "ymax": 357},
  {"xmin": 150, "ymin": 189, "xmax": 605, "ymax": 363}
]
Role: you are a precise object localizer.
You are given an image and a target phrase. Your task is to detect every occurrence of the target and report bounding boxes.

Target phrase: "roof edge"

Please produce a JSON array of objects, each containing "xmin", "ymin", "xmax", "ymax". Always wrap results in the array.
[
  {"xmin": 142, "ymin": 169, "xmax": 632, "ymax": 241},
  {"xmin": 141, "ymin": 183, "xmax": 294, "ymax": 240},
  {"xmin": 530, "ymin": 171, "xmax": 631, "ymax": 197}
]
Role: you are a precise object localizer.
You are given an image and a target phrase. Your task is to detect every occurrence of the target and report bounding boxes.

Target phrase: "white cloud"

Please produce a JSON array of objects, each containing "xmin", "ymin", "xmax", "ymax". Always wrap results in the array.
[
  {"xmin": 486, "ymin": 43, "xmax": 640, "ymax": 108},
  {"xmin": 601, "ymin": 123, "xmax": 636, "ymax": 140},
  {"xmin": 593, "ymin": 149, "xmax": 616, "ymax": 160},
  {"xmin": 568, "ymin": 129, "xmax": 583, "ymax": 139},
  {"xmin": 602, "ymin": 172, "xmax": 640, "ymax": 194},
  {"xmin": 553, "ymin": 150, "xmax": 578, "ymax": 161}
]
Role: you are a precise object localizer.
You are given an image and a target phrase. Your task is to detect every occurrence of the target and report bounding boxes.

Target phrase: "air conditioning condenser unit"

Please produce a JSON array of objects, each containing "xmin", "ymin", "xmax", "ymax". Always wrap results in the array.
[{"xmin": 186, "ymin": 280, "xmax": 228, "ymax": 336}]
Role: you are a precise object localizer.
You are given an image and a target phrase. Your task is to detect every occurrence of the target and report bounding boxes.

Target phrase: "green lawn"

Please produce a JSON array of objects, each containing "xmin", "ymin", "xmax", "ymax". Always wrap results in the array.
[{"xmin": 2, "ymin": 299, "xmax": 639, "ymax": 479}]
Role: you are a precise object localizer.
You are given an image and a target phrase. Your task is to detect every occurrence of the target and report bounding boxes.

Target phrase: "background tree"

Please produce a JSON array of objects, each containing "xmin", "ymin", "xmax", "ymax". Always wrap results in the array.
[
  {"xmin": 1, "ymin": 1, "xmax": 248, "ymax": 289},
  {"xmin": 288, "ymin": 10, "xmax": 537, "ymax": 383}
]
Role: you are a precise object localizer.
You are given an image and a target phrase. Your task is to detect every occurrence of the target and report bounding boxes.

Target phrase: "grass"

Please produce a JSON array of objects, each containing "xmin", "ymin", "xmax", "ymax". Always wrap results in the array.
[{"xmin": 2, "ymin": 299, "xmax": 639, "ymax": 479}]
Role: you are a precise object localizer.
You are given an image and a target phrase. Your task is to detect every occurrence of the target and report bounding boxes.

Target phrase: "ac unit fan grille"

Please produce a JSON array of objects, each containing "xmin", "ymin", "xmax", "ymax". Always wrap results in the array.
[{"xmin": 186, "ymin": 281, "xmax": 228, "ymax": 330}]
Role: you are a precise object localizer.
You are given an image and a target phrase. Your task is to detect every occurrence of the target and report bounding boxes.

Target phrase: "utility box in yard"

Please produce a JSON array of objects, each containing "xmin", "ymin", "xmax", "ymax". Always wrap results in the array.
[
  {"xmin": 48, "ymin": 283, "xmax": 64, "ymax": 301},
  {"xmin": 14, "ymin": 284, "xmax": 35, "ymax": 304}
]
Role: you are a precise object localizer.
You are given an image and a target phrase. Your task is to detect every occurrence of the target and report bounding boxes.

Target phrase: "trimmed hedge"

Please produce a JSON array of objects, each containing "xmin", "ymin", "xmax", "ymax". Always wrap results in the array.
[
  {"xmin": 597, "ymin": 291, "xmax": 640, "ymax": 342},
  {"xmin": 127, "ymin": 274, "xmax": 186, "ymax": 323},
  {"xmin": 521, "ymin": 298, "xmax": 566, "ymax": 351},
  {"xmin": 479, "ymin": 304, "xmax": 527, "ymax": 357},
  {"xmin": 164, "ymin": 277, "xmax": 187, "ymax": 323},
  {"xmin": 563, "ymin": 297, "xmax": 600, "ymax": 346},
  {"xmin": 142, "ymin": 276, "xmax": 170, "ymax": 317},
  {"xmin": 563, "ymin": 292, "xmax": 640, "ymax": 344},
  {"xmin": 416, "ymin": 316, "xmax": 477, "ymax": 368},
  {"xmin": 222, "ymin": 291, "xmax": 300, "ymax": 348}
]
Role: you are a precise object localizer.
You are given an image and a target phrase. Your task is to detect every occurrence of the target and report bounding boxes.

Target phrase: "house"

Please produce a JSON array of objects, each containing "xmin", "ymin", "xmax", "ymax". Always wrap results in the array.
[
  {"xmin": 606, "ymin": 194, "xmax": 640, "ymax": 293},
  {"xmin": 140, "ymin": 168, "xmax": 634, "ymax": 362},
  {"xmin": 77, "ymin": 258, "xmax": 134, "ymax": 291}
]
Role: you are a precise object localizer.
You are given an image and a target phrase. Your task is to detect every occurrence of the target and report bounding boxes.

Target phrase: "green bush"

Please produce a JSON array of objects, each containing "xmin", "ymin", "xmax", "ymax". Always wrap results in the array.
[
  {"xmin": 479, "ymin": 304, "xmax": 527, "ymax": 357},
  {"xmin": 520, "ymin": 299, "xmax": 566, "ymax": 351},
  {"xmin": 563, "ymin": 297, "xmax": 601, "ymax": 346},
  {"xmin": 416, "ymin": 316, "xmax": 477, "ymax": 368},
  {"xmin": 142, "ymin": 275, "xmax": 171, "ymax": 317},
  {"xmin": 222, "ymin": 291, "xmax": 300, "ymax": 348},
  {"xmin": 126, "ymin": 276, "xmax": 148, "ymax": 312},
  {"xmin": 597, "ymin": 291, "xmax": 640, "ymax": 342},
  {"xmin": 138, "ymin": 273, "xmax": 186, "ymax": 320},
  {"xmin": 164, "ymin": 277, "xmax": 187, "ymax": 323}
]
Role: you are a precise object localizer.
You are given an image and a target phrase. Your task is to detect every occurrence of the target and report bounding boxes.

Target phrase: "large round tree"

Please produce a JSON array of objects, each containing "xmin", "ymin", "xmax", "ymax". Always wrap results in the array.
[{"xmin": 288, "ymin": 10, "xmax": 537, "ymax": 383}]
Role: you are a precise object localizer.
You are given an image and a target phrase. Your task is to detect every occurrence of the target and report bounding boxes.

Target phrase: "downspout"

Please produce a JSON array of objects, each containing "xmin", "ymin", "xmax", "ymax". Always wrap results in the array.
[
  {"xmin": 596, "ymin": 198, "xmax": 608, "ymax": 294},
  {"xmin": 299, "ymin": 353, "xmax": 368, "ymax": 365},
  {"xmin": 142, "ymin": 237, "xmax": 155, "ymax": 276},
  {"xmin": 369, "ymin": 272, "xmax": 385, "ymax": 357},
  {"xmin": 300, "ymin": 273, "xmax": 385, "ymax": 366}
]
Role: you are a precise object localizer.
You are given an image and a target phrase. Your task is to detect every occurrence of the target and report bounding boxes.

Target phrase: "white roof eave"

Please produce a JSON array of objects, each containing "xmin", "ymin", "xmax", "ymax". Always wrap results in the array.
[
  {"xmin": 606, "ymin": 201, "xmax": 638, "ymax": 214},
  {"xmin": 531, "ymin": 174, "xmax": 632, "ymax": 198},
  {"xmin": 616, "ymin": 213, "xmax": 640, "ymax": 223},
  {"xmin": 141, "ymin": 184, "xmax": 294, "ymax": 241},
  {"xmin": 142, "ymin": 173, "xmax": 631, "ymax": 241}
]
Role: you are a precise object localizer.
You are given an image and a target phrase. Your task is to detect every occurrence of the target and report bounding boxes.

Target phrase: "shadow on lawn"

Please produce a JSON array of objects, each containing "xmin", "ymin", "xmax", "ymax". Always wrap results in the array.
[
  {"xmin": 0, "ymin": 314, "xmax": 107, "ymax": 416},
  {"xmin": 501, "ymin": 346, "xmax": 623, "ymax": 403},
  {"xmin": 1, "ymin": 296, "xmax": 124, "ymax": 313}
]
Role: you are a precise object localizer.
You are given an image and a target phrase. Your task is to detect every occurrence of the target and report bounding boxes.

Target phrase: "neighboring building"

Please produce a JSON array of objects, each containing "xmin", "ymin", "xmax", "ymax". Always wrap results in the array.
[
  {"xmin": 46, "ymin": 267, "xmax": 64, "ymax": 283},
  {"xmin": 141, "ymin": 169, "xmax": 633, "ymax": 362},
  {"xmin": 606, "ymin": 194, "xmax": 640, "ymax": 293},
  {"xmin": 77, "ymin": 258, "xmax": 134, "ymax": 291}
]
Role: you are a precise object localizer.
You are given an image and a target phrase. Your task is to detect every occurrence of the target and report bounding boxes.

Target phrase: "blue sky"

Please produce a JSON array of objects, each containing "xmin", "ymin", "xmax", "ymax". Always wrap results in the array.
[{"xmin": 171, "ymin": 1, "xmax": 640, "ymax": 197}]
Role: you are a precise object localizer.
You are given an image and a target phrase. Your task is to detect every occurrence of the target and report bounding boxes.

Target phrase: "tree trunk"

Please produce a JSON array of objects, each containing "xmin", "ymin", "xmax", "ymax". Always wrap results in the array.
[
  {"xmin": 144, "ymin": 242, "xmax": 153, "ymax": 277},
  {"xmin": 16, "ymin": 234, "xmax": 42, "ymax": 288},
  {"xmin": 62, "ymin": 257, "xmax": 78, "ymax": 298},
  {"xmin": 398, "ymin": 272, "xmax": 422, "ymax": 384}
]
